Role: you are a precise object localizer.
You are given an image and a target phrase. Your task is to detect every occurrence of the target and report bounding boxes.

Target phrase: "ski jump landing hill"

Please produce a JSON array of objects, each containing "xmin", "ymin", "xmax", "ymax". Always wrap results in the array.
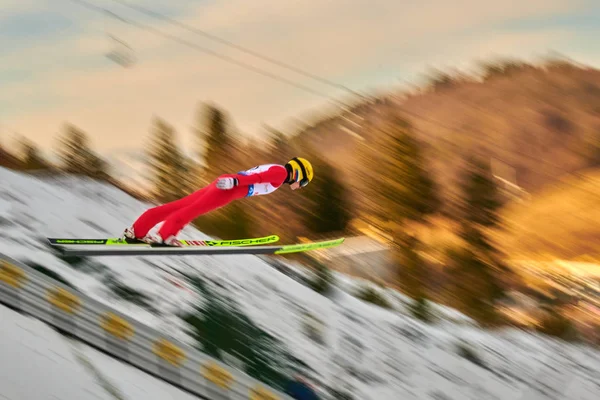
[{"xmin": 0, "ymin": 252, "xmax": 292, "ymax": 400}]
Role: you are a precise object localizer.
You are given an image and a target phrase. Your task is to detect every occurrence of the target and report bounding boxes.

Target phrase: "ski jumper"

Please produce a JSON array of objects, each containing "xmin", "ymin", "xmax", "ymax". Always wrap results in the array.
[{"xmin": 131, "ymin": 164, "xmax": 288, "ymax": 240}]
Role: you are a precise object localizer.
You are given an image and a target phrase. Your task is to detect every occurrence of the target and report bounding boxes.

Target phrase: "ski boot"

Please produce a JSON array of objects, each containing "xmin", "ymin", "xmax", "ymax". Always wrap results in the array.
[
  {"xmin": 121, "ymin": 226, "xmax": 144, "ymax": 243},
  {"xmin": 123, "ymin": 226, "xmax": 136, "ymax": 240},
  {"xmin": 162, "ymin": 235, "xmax": 183, "ymax": 247},
  {"xmin": 140, "ymin": 232, "xmax": 183, "ymax": 247}
]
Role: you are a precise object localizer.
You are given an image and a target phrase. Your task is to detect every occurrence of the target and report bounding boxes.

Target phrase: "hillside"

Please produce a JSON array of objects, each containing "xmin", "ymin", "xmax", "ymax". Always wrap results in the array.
[
  {"xmin": 282, "ymin": 58, "xmax": 600, "ymax": 263},
  {"xmin": 296, "ymin": 59, "xmax": 600, "ymax": 205},
  {"xmin": 1, "ymin": 166, "xmax": 599, "ymax": 399},
  {"xmin": 494, "ymin": 168, "xmax": 600, "ymax": 260}
]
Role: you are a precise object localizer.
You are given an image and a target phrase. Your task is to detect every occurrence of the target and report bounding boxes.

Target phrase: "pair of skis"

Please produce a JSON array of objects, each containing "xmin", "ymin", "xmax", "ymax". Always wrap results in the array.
[{"xmin": 47, "ymin": 234, "xmax": 344, "ymax": 256}]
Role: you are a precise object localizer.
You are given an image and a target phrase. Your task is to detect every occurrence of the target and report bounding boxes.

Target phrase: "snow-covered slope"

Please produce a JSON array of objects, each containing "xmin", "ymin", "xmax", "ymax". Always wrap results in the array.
[
  {"xmin": 0, "ymin": 167, "xmax": 599, "ymax": 400},
  {"xmin": 0, "ymin": 304, "xmax": 198, "ymax": 400}
]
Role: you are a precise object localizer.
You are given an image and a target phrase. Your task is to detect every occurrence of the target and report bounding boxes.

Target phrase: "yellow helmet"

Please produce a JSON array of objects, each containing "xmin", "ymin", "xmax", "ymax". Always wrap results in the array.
[{"xmin": 287, "ymin": 157, "xmax": 314, "ymax": 187}]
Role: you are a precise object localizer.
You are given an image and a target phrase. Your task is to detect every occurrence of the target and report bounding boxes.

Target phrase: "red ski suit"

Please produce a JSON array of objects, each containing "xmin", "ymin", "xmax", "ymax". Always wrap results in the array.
[{"xmin": 132, "ymin": 164, "xmax": 288, "ymax": 240}]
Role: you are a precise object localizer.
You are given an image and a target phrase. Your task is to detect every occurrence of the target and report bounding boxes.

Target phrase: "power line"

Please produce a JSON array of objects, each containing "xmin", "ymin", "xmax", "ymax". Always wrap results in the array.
[
  {"xmin": 66, "ymin": 0, "xmax": 358, "ymax": 105},
  {"xmin": 108, "ymin": 0, "xmax": 366, "ymax": 99},
  {"xmin": 102, "ymin": 1, "xmax": 600, "ymax": 193},
  {"xmin": 67, "ymin": 0, "xmax": 599, "ymax": 198}
]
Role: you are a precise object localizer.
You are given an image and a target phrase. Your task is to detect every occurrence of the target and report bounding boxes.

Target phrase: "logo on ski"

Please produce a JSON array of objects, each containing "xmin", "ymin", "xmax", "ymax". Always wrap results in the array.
[
  {"xmin": 200, "ymin": 236, "xmax": 277, "ymax": 246},
  {"xmin": 54, "ymin": 239, "xmax": 107, "ymax": 244}
]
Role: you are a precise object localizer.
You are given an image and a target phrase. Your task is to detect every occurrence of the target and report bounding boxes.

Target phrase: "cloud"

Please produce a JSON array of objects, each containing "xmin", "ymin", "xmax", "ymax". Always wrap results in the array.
[
  {"xmin": 0, "ymin": 0, "xmax": 594, "ymax": 155},
  {"xmin": 1, "ymin": 0, "xmax": 45, "ymax": 14}
]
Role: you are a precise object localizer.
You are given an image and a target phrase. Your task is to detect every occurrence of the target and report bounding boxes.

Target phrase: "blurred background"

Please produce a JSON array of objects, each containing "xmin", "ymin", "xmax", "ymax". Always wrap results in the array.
[{"xmin": 1, "ymin": 1, "xmax": 599, "ymax": 399}]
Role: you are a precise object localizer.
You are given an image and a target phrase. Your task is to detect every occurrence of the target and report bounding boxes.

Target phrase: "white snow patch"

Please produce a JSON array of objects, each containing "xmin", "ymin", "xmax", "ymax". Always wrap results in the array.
[{"xmin": 0, "ymin": 304, "xmax": 199, "ymax": 400}]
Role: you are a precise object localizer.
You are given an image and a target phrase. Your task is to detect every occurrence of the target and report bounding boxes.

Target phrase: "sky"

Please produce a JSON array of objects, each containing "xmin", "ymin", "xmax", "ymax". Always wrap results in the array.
[{"xmin": 2, "ymin": 0, "xmax": 600, "ymax": 164}]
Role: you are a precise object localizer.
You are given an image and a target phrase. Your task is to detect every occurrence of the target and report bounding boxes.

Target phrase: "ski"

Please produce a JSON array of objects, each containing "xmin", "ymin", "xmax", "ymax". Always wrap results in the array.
[
  {"xmin": 47, "ymin": 234, "xmax": 280, "ymax": 248},
  {"xmin": 52, "ymin": 237, "xmax": 345, "ymax": 257}
]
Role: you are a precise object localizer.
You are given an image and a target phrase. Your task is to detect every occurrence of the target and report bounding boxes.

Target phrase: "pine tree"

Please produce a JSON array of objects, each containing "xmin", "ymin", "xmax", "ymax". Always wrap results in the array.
[
  {"xmin": 264, "ymin": 125, "xmax": 290, "ymax": 154},
  {"xmin": 58, "ymin": 123, "xmax": 91, "ymax": 175},
  {"xmin": 446, "ymin": 246, "xmax": 503, "ymax": 324},
  {"xmin": 195, "ymin": 103, "xmax": 234, "ymax": 181},
  {"xmin": 304, "ymin": 160, "xmax": 352, "ymax": 235},
  {"xmin": 19, "ymin": 137, "xmax": 50, "ymax": 171},
  {"xmin": 447, "ymin": 156, "xmax": 506, "ymax": 325},
  {"xmin": 396, "ymin": 233, "xmax": 428, "ymax": 300},
  {"xmin": 86, "ymin": 151, "xmax": 111, "ymax": 181},
  {"xmin": 410, "ymin": 295, "xmax": 434, "ymax": 322},
  {"xmin": 310, "ymin": 261, "xmax": 334, "ymax": 296},
  {"xmin": 460, "ymin": 156, "xmax": 501, "ymax": 228},
  {"xmin": 147, "ymin": 117, "xmax": 190, "ymax": 203},
  {"xmin": 57, "ymin": 123, "xmax": 110, "ymax": 180},
  {"xmin": 361, "ymin": 113, "xmax": 439, "ymax": 224},
  {"xmin": 24, "ymin": 144, "xmax": 47, "ymax": 170}
]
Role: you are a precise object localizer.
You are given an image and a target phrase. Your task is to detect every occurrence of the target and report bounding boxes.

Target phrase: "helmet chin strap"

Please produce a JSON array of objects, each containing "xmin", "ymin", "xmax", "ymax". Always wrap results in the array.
[{"xmin": 284, "ymin": 163, "xmax": 294, "ymax": 184}]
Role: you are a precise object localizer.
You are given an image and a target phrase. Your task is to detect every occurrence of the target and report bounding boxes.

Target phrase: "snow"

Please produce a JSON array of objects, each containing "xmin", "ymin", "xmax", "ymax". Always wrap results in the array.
[
  {"xmin": 0, "ymin": 167, "xmax": 599, "ymax": 400},
  {"xmin": 0, "ymin": 304, "xmax": 198, "ymax": 400}
]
